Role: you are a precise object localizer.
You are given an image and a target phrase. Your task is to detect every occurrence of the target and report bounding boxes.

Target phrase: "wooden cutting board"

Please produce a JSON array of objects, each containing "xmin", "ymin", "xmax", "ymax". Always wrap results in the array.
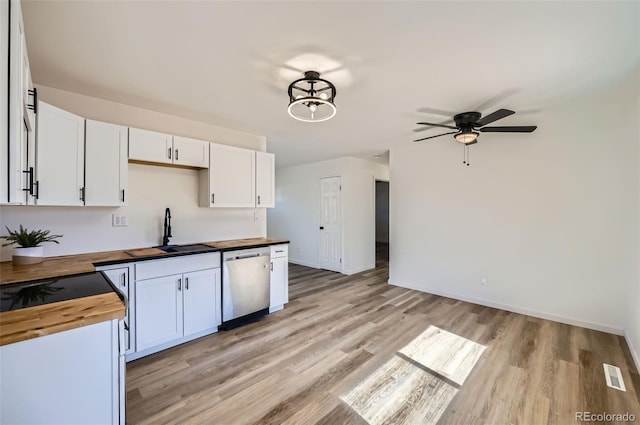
[{"xmin": 125, "ymin": 248, "xmax": 166, "ymax": 257}]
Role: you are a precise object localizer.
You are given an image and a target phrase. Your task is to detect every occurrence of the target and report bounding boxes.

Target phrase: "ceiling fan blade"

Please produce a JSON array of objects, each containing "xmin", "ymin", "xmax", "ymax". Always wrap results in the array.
[
  {"xmin": 413, "ymin": 131, "xmax": 458, "ymax": 142},
  {"xmin": 416, "ymin": 122, "xmax": 458, "ymax": 130},
  {"xmin": 475, "ymin": 109, "xmax": 515, "ymax": 127},
  {"xmin": 479, "ymin": 126, "xmax": 537, "ymax": 133},
  {"xmin": 417, "ymin": 106, "xmax": 458, "ymax": 117},
  {"xmin": 472, "ymin": 88, "xmax": 519, "ymax": 112}
]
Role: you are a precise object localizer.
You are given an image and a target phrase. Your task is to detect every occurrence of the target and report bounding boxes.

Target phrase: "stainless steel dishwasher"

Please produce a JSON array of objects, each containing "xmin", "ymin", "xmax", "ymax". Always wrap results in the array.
[{"xmin": 221, "ymin": 247, "xmax": 271, "ymax": 329}]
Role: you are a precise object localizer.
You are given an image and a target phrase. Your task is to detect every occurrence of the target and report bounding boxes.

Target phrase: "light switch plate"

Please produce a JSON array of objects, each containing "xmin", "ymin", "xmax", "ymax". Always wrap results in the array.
[{"xmin": 112, "ymin": 214, "xmax": 128, "ymax": 227}]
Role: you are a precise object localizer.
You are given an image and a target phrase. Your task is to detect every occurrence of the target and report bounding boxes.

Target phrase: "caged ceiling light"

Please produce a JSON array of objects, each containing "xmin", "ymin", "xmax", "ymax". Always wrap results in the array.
[{"xmin": 287, "ymin": 71, "xmax": 337, "ymax": 122}]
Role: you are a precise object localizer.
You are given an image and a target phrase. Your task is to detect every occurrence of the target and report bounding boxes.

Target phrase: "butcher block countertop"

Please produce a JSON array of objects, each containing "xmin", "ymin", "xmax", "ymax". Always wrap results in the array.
[
  {"xmin": 0, "ymin": 238, "xmax": 289, "ymax": 285},
  {"xmin": 0, "ymin": 292, "xmax": 125, "ymax": 346},
  {"xmin": 205, "ymin": 237, "xmax": 289, "ymax": 251},
  {"xmin": 0, "ymin": 237, "xmax": 288, "ymax": 346}
]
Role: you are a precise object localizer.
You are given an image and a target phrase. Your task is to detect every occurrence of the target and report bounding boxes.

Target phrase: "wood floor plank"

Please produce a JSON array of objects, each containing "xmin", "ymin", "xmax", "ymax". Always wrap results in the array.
[{"xmin": 126, "ymin": 243, "xmax": 640, "ymax": 424}]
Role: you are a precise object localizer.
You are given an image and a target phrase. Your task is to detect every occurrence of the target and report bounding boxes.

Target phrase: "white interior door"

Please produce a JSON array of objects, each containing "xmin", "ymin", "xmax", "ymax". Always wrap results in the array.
[{"xmin": 319, "ymin": 176, "xmax": 342, "ymax": 272}]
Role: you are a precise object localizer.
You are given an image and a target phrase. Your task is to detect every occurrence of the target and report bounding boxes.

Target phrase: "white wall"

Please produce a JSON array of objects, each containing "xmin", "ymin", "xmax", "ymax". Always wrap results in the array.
[
  {"xmin": 389, "ymin": 72, "xmax": 639, "ymax": 335},
  {"xmin": 267, "ymin": 156, "xmax": 388, "ymax": 274},
  {"xmin": 375, "ymin": 181, "xmax": 389, "ymax": 243},
  {"xmin": 0, "ymin": 86, "xmax": 267, "ymax": 259},
  {"xmin": 627, "ymin": 69, "xmax": 640, "ymax": 369}
]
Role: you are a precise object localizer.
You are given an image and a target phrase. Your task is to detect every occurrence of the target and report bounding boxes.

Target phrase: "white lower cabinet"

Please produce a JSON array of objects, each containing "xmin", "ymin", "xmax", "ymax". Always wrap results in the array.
[
  {"xmin": 0, "ymin": 320, "xmax": 123, "ymax": 425},
  {"xmin": 136, "ymin": 274, "xmax": 183, "ymax": 351},
  {"xmin": 132, "ymin": 253, "xmax": 221, "ymax": 360},
  {"xmin": 269, "ymin": 244, "xmax": 289, "ymax": 312},
  {"xmin": 183, "ymin": 268, "xmax": 221, "ymax": 336}
]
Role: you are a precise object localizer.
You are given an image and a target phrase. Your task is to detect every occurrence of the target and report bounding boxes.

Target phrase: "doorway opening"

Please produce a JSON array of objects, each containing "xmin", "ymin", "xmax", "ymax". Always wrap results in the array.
[{"xmin": 375, "ymin": 180, "xmax": 389, "ymax": 267}]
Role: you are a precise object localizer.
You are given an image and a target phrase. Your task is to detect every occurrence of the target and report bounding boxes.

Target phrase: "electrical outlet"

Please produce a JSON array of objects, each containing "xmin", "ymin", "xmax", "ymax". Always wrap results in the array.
[
  {"xmin": 112, "ymin": 214, "xmax": 128, "ymax": 227},
  {"xmin": 254, "ymin": 211, "xmax": 260, "ymax": 222},
  {"xmin": 480, "ymin": 277, "xmax": 488, "ymax": 286}
]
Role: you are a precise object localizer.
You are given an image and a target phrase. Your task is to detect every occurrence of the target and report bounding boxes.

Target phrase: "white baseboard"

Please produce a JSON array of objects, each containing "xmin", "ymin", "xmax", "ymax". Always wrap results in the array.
[
  {"xmin": 126, "ymin": 327, "xmax": 218, "ymax": 362},
  {"xmin": 343, "ymin": 264, "xmax": 375, "ymax": 275},
  {"xmin": 625, "ymin": 332, "xmax": 640, "ymax": 372},
  {"xmin": 288, "ymin": 258, "xmax": 319, "ymax": 269},
  {"xmin": 388, "ymin": 280, "xmax": 625, "ymax": 336}
]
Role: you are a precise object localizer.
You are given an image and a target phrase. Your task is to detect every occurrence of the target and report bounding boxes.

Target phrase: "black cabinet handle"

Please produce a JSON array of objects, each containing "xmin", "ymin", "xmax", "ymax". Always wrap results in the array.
[
  {"xmin": 80, "ymin": 187, "xmax": 85, "ymax": 202},
  {"xmin": 27, "ymin": 88, "xmax": 37, "ymax": 113},
  {"xmin": 270, "ymin": 262, "xmax": 273, "ymax": 271},
  {"xmin": 257, "ymin": 195, "xmax": 261, "ymax": 205},
  {"xmin": 185, "ymin": 277, "xmax": 189, "ymax": 290},
  {"xmin": 168, "ymin": 148, "xmax": 172, "ymax": 160},
  {"xmin": 122, "ymin": 189, "xmax": 125, "ymax": 202},
  {"xmin": 211, "ymin": 193, "xmax": 215, "ymax": 204},
  {"xmin": 121, "ymin": 272, "xmax": 126, "ymax": 287},
  {"xmin": 175, "ymin": 149, "xmax": 179, "ymax": 161},
  {"xmin": 22, "ymin": 167, "xmax": 34, "ymax": 195},
  {"xmin": 320, "ymin": 226, "xmax": 324, "ymax": 230},
  {"xmin": 178, "ymin": 278, "xmax": 182, "ymax": 291},
  {"xmin": 34, "ymin": 181, "xmax": 39, "ymax": 199}
]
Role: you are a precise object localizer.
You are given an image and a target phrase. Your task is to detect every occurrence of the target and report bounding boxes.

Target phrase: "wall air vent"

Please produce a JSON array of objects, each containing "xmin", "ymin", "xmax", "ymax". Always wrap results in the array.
[{"xmin": 603, "ymin": 363, "xmax": 626, "ymax": 392}]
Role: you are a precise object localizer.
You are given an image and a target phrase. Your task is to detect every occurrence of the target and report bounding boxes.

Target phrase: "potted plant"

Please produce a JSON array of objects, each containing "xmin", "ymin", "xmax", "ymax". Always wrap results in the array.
[{"xmin": 1, "ymin": 225, "xmax": 63, "ymax": 265}]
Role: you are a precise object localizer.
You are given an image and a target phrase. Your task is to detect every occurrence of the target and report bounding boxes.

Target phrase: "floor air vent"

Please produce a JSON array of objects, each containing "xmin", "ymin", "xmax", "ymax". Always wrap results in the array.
[{"xmin": 603, "ymin": 363, "xmax": 626, "ymax": 392}]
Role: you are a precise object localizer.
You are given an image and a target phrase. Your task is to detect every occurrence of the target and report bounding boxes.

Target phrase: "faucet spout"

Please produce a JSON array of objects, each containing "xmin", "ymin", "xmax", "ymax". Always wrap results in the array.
[{"xmin": 162, "ymin": 208, "xmax": 172, "ymax": 246}]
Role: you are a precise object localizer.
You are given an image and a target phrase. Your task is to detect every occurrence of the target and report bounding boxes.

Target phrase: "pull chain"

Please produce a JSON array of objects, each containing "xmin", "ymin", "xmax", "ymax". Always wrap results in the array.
[
  {"xmin": 466, "ymin": 145, "xmax": 470, "ymax": 166},
  {"xmin": 463, "ymin": 145, "xmax": 466, "ymax": 165}
]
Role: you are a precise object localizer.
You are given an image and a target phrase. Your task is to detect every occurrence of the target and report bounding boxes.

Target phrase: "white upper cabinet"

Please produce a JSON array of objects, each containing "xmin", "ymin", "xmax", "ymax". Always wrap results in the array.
[
  {"xmin": 173, "ymin": 136, "xmax": 210, "ymax": 168},
  {"xmin": 129, "ymin": 128, "xmax": 209, "ymax": 168},
  {"xmin": 85, "ymin": 120, "xmax": 128, "ymax": 206},
  {"xmin": 35, "ymin": 101, "xmax": 85, "ymax": 206},
  {"xmin": 200, "ymin": 143, "xmax": 256, "ymax": 208},
  {"xmin": 256, "ymin": 151, "xmax": 275, "ymax": 208},
  {"xmin": 2, "ymin": 0, "xmax": 35, "ymax": 205},
  {"xmin": 128, "ymin": 127, "xmax": 173, "ymax": 165}
]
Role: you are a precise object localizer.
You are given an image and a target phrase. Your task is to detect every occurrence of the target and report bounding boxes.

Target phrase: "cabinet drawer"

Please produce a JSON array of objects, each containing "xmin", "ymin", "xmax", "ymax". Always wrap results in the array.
[
  {"xmin": 270, "ymin": 244, "xmax": 288, "ymax": 258},
  {"xmin": 135, "ymin": 253, "xmax": 220, "ymax": 281}
]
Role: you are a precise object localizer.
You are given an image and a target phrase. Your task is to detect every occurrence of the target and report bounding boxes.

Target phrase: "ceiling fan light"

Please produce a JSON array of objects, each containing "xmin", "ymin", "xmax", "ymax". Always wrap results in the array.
[
  {"xmin": 454, "ymin": 131, "xmax": 479, "ymax": 144},
  {"xmin": 287, "ymin": 71, "xmax": 337, "ymax": 122}
]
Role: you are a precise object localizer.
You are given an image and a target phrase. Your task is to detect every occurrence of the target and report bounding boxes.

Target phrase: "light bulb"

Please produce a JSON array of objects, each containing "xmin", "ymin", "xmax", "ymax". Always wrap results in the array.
[
  {"xmin": 309, "ymin": 104, "xmax": 317, "ymax": 113},
  {"xmin": 319, "ymin": 92, "xmax": 328, "ymax": 100}
]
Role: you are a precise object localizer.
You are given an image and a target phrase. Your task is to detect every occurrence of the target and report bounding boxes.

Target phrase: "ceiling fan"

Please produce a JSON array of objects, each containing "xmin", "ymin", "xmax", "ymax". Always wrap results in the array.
[
  {"xmin": 414, "ymin": 109, "xmax": 537, "ymax": 144},
  {"xmin": 413, "ymin": 109, "xmax": 537, "ymax": 165}
]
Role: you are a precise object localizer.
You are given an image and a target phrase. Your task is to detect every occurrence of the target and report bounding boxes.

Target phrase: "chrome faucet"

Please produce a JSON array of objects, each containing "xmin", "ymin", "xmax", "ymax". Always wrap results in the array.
[{"xmin": 162, "ymin": 208, "xmax": 172, "ymax": 246}]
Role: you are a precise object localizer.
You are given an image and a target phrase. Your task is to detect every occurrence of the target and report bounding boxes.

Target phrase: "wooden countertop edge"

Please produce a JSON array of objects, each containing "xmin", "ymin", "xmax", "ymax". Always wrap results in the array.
[
  {"xmin": 0, "ymin": 292, "xmax": 125, "ymax": 347},
  {"xmin": 0, "ymin": 238, "xmax": 289, "ymax": 285}
]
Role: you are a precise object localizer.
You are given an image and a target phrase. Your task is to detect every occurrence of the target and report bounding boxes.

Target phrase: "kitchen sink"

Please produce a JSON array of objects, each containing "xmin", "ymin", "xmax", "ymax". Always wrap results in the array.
[{"xmin": 154, "ymin": 244, "xmax": 216, "ymax": 253}]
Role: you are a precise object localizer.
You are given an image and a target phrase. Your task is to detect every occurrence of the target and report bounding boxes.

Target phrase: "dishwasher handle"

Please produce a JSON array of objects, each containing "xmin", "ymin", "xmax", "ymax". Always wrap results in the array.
[{"xmin": 227, "ymin": 253, "xmax": 262, "ymax": 261}]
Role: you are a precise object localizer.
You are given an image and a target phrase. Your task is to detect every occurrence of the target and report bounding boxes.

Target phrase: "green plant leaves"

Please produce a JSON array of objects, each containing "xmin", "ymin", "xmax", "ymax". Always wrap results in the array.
[{"xmin": 1, "ymin": 225, "xmax": 63, "ymax": 248}]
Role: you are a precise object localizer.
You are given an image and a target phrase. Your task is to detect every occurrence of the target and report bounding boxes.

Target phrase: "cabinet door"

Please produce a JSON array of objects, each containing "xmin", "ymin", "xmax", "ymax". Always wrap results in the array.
[
  {"xmin": 128, "ymin": 127, "xmax": 173, "ymax": 165},
  {"xmin": 270, "ymin": 256, "xmax": 289, "ymax": 308},
  {"xmin": 35, "ymin": 101, "xmax": 85, "ymax": 206},
  {"xmin": 85, "ymin": 120, "xmax": 128, "ymax": 206},
  {"xmin": 173, "ymin": 136, "xmax": 209, "ymax": 168},
  {"xmin": 101, "ymin": 267, "xmax": 132, "ymax": 353},
  {"xmin": 4, "ymin": 0, "xmax": 30, "ymax": 205},
  {"xmin": 203, "ymin": 143, "xmax": 255, "ymax": 207},
  {"xmin": 256, "ymin": 151, "xmax": 275, "ymax": 208},
  {"xmin": 183, "ymin": 268, "xmax": 219, "ymax": 336},
  {"xmin": 136, "ymin": 275, "xmax": 183, "ymax": 351}
]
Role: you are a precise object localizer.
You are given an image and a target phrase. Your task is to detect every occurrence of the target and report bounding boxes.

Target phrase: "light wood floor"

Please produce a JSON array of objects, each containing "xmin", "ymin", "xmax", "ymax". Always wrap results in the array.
[{"xmin": 127, "ymin": 244, "xmax": 640, "ymax": 424}]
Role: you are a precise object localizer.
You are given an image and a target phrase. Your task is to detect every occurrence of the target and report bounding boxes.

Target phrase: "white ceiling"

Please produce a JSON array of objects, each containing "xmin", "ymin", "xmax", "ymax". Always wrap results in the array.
[{"xmin": 21, "ymin": 1, "xmax": 639, "ymax": 167}]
